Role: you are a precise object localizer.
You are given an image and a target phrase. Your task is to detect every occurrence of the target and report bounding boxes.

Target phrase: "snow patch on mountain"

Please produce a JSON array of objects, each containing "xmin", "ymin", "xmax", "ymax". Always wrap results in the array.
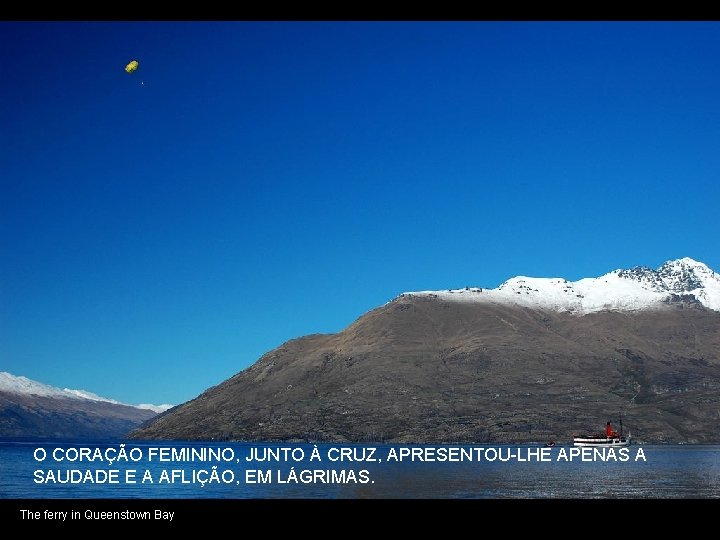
[
  {"xmin": 0, "ymin": 371, "xmax": 173, "ymax": 413},
  {"xmin": 401, "ymin": 257, "xmax": 720, "ymax": 314}
]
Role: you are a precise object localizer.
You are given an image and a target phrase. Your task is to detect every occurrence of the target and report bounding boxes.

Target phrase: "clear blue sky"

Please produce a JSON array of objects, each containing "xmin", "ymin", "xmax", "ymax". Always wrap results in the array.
[{"xmin": 2, "ymin": 21, "xmax": 719, "ymax": 406}]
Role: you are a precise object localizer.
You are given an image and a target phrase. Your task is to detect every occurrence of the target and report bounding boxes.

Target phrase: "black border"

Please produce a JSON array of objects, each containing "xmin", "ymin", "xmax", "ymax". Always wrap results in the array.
[{"xmin": 2, "ymin": 498, "xmax": 717, "ymax": 531}]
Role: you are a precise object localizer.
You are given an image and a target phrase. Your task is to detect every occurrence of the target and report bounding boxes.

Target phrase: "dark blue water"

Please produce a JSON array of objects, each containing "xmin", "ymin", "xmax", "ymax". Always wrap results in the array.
[{"xmin": 1, "ymin": 440, "xmax": 718, "ymax": 499}]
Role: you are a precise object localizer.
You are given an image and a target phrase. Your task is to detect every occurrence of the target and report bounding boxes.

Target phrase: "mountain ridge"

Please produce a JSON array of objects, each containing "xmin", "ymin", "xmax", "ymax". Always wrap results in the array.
[
  {"xmin": 0, "ymin": 371, "xmax": 172, "ymax": 413},
  {"xmin": 402, "ymin": 257, "xmax": 720, "ymax": 314}
]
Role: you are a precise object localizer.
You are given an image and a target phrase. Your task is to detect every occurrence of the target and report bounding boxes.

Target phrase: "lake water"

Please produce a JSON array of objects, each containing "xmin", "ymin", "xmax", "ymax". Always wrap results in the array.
[{"xmin": 1, "ymin": 440, "xmax": 719, "ymax": 499}]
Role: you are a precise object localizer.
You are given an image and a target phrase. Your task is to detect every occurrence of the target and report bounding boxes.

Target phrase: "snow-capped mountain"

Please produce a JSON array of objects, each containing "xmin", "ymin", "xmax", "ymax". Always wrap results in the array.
[
  {"xmin": 403, "ymin": 257, "xmax": 720, "ymax": 314},
  {"xmin": 0, "ymin": 372, "xmax": 172, "ymax": 413},
  {"xmin": 132, "ymin": 255, "xmax": 720, "ymax": 444}
]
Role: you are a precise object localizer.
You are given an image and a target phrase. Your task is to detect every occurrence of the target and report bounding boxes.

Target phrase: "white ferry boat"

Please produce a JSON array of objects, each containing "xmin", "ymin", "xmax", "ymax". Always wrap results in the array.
[{"xmin": 573, "ymin": 419, "xmax": 630, "ymax": 447}]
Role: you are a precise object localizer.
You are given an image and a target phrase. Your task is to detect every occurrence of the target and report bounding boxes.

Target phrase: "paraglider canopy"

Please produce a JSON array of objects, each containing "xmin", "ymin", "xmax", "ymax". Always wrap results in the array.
[{"xmin": 125, "ymin": 60, "xmax": 139, "ymax": 74}]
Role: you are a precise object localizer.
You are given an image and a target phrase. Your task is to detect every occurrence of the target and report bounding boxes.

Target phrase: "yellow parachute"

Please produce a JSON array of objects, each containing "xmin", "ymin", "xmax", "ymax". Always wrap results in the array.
[{"xmin": 125, "ymin": 60, "xmax": 139, "ymax": 74}]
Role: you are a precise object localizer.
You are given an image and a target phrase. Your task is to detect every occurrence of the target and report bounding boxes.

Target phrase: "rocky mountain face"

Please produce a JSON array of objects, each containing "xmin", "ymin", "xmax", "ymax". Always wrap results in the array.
[
  {"xmin": 129, "ymin": 258, "xmax": 720, "ymax": 444},
  {"xmin": 0, "ymin": 373, "xmax": 162, "ymax": 439}
]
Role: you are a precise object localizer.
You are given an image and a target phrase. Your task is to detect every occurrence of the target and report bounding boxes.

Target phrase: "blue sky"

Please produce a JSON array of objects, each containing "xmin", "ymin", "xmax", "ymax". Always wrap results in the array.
[{"xmin": 2, "ymin": 21, "xmax": 719, "ymax": 406}]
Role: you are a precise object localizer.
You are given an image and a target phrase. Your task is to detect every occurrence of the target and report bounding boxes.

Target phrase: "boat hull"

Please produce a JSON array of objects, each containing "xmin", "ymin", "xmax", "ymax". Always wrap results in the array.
[{"xmin": 573, "ymin": 437, "xmax": 630, "ymax": 447}]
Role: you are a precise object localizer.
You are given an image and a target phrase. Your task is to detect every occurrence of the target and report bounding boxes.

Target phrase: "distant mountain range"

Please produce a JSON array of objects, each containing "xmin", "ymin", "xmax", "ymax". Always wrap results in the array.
[
  {"xmin": 129, "ymin": 257, "xmax": 720, "ymax": 444},
  {"xmin": 0, "ymin": 372, "xmax": 172, "ymax": 439}
]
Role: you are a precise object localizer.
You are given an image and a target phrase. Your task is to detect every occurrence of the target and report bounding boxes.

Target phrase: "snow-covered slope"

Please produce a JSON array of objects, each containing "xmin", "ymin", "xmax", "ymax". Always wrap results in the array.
[
  {"xmin": 402, "ymin": 257, "xmax": 720, "ymax": 314},
  {"xmin": 0, "ymin": 371, "xmax": 172, "ymax": 413}
]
